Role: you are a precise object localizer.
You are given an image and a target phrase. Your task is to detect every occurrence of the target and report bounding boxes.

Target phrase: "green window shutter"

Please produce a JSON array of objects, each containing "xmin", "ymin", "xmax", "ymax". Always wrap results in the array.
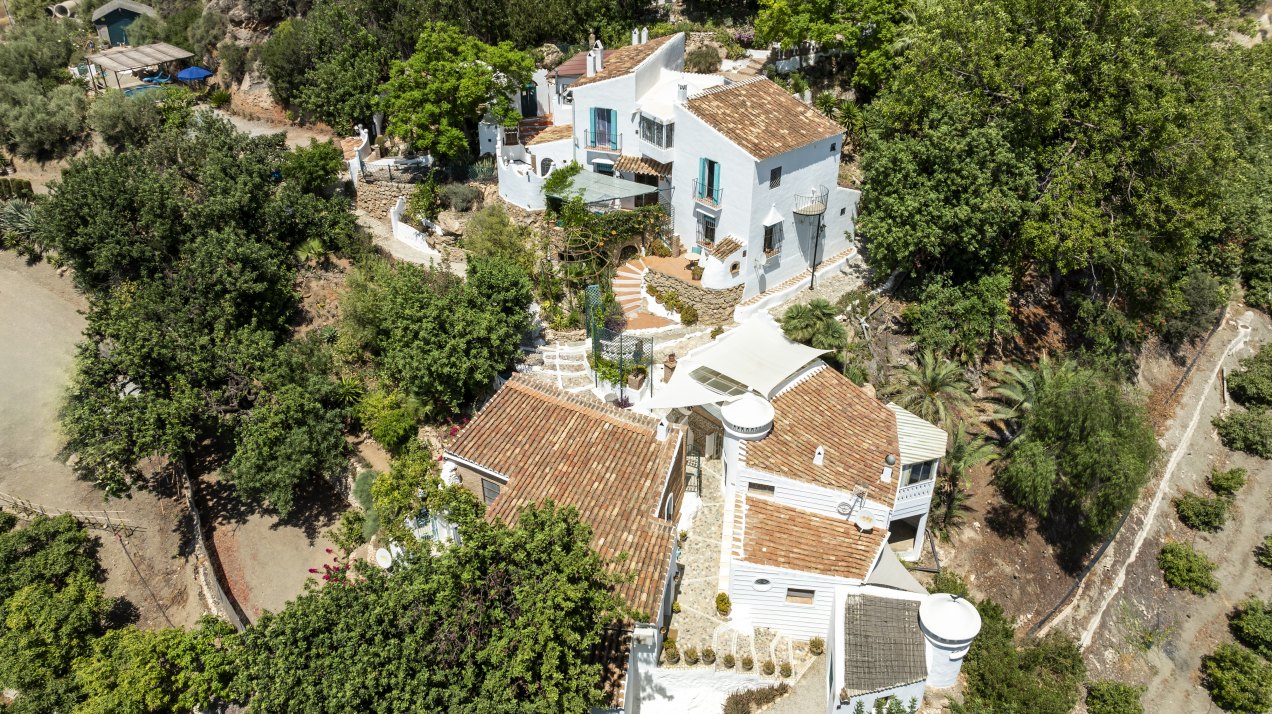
[
  {"xmin": 698, "ymin": 158, "xmax": 706, "ymax": 198},
  {"xmin": 609, "ymin": 109, "xmax": 617, "ymax": 148},
  {"xmin": 590, "ymin": 108, "xmax": 596, "ymax": 145}
]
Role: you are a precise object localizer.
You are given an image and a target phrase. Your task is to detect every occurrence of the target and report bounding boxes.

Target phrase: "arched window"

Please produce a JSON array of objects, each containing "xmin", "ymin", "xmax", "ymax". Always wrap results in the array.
[
  {"xmin": 663, "ymin": 492, "xmax": 676, "ymax": 519},
  {"xmin": 540, "ymin": 158, "xmax": 554, "ymax": 176}
]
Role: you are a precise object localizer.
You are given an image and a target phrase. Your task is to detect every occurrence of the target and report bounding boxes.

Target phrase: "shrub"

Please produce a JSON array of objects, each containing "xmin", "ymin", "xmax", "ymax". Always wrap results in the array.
[
  {"xmin": 327, "ymin": 510, "xmax": 367, "ymax": 554},
  {"xmin": 1227, "ymin": 346, "xmax": 1272, "ymax": 409},
  {"xmin": 716, "ymin": 592, "xmax": 731, "ymax": 615},
  {"xmin": 542, "ymin": 161, "xmax": 581, "ymax": 197},
  {"xmin": 283, "ymin": 139, "xmax": 345, "ymax": 195},
  {"xmin": 930, "ymin": 570, "xmax": 971, "ymax": 598},
  {"xmin": 683, "ymin": 646, "xmax": 699, "ymax": 665},
  {"xmin": 808, "ymin": 637, "xmax": 825, "ymax": 656},
  {"xmin": 1174, "ymin": 492, "xmax": 1229, "ymax": 533},
  {"xmin": 761, "ymin": 659, "xmax": 776, "ymax": 675},
  {"xmin": 1208, "ymin": 467, "xmax": 1248, "ymax": 497},
  {"xmin": 2, "ymin": 82, "xmax": 87, "ymax": 157},
  {"xmin": 1258, "ymin": 535, "xmax": 1272, "ymax": 569},
  {"xmin": 649, "ymin": 239, "xmax": 671, "ymax": 257},
  {"xmin": 356, "ymin": 390, "xmax": 418, "ymax": 454},
  {"xmin": 721, "ymin": 683, "xmax": 790, "ymax": 714},
  {"xmin": 87, "ymin": 91, "xmax": 162, "ymax": 150},
  {"xmin": 722, "ymin": 653, "xmax": 735, "ymax": 668},
  {"xmin": 218, "ymin": 41, "xmax": 248, "ymax": 85},
  {"xmin": 671, "ymin": 600, "xmax": 681, "ymax": 614},
  {"xmin": 408, "ymin": 178, "xmax": 441, "ymax": 223},
  {"xmin": 462, "ymin": 204, "xmax": 528, "ymax": 264},
  {"xmin": 1085, "ymin": 680, "xmax": 1145, "ymax": 714},
  {"xmin": 686, "ymin": 46, "xmax": 722, "ymax": 73},
  {"xmin": 1229, "ymin": 598, "xmax": 1272, "ymax": 661},
  {"xmin": 1158, "ymin": 542, "xmax": 1219, "ymax": 594},
  {"xmin": 1214, "ymin": 410, "xmax": 1272, "ymax": 458},
  {"xmin": 440, "ymin": 183, "xmax": 482, "ymax": 212},
  {"xmin": 778, "ymin": 662, "xmax": 792, "ymax": 678},
  {"xmin": 208, "ymin": 89, "xmax": 232, "ymax": 108},
  {"xmin": 702, "ymin": 647, "xmax": 716, "ymax": 664},
  {"xmin": 680, "ymin": 304, "xmax": 700, "ymax": 325},
  {"xmin": 741, "ymin": 655, "xmax": 754, "ymax": 670},
  {"xmin": 1202, "ymin": 643, "xmax": 1272, "ymax": 713},
  {"xmin": 710, "ymin": 326, "xmax": 724, "ymax": 339}
]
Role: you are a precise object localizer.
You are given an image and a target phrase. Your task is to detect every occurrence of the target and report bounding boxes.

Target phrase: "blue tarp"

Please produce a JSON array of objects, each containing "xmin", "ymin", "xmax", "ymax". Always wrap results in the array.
[{"xmin": 176, "ymin": 66, "xmax": 213, "ymax": 81}]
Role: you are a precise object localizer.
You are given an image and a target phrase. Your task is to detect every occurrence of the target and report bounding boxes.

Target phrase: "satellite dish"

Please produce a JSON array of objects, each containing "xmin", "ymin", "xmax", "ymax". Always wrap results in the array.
[
  {"xmin": 836, "ymin": 501, "xmax": 854, "ymax": 516},
  {"xmin": 374, "ymin": 548, "xmax": 393, "ymax": 569},
  {"xmin": 855, "ymin": 513, "xmax": 877, "ymax": 532}
]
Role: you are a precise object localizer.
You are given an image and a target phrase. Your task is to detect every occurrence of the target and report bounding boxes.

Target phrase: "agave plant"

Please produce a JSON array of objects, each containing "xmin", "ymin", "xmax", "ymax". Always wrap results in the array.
[
  {"xmin": 886, "ymin": 349, "xmax": 974, "ymax": 430},
  {"xmin": 0, "ymin": 199, "xmax": 41, "ymax": 253}
]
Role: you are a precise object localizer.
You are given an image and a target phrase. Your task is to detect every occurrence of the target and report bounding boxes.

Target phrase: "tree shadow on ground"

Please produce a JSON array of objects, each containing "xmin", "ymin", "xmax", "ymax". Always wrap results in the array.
[
  {"xmin": 105, "ymin": 595, "xmax": 141, "ymax": 628},
  {"xmin": 271, "ymin": 481, "xmax": 345, "ymax": 546},
  {"xmin": 985, "ymin": 503, "xmax": 1031, "ymax": 540},
  {"xmin": 195, "ymin": 476, "xmax": 254, "ymax": 528}
]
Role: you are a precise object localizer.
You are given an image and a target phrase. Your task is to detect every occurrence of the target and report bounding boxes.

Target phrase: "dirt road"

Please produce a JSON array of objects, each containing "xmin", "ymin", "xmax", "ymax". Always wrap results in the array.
[
  {"xmin": 1069, "ymin": 308, "xmax": 1272, "ymax": 711},
  {"xmin": 0, "ymin": 253, "xmax": 205, "ymax": 628}
]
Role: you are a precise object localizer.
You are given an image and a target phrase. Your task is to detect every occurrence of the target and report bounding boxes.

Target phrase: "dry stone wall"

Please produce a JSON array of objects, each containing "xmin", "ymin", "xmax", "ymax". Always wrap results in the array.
[
  {"xmin": 356, "ymin": 178, "xmax": 414, "ymax": 217},
  {"xmin": 645, "ymin": 269, "xmax": 742, "ymax": 326}
]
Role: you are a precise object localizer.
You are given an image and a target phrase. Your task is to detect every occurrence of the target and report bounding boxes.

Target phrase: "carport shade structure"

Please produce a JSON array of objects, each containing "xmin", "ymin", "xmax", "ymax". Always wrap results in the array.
[
  {"xmin": 545, "ymin": 170, "xmax": 659, "ymax": 204},
  {"xmin": 86, "ymin": 42, "xmax": 194, "ymax": 89}
]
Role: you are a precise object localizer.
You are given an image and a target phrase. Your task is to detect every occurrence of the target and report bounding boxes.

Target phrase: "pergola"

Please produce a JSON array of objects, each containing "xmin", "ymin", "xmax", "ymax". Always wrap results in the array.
[{"xmin": 85, "ymin": 42, "xmax": 193, "ymax": 90}]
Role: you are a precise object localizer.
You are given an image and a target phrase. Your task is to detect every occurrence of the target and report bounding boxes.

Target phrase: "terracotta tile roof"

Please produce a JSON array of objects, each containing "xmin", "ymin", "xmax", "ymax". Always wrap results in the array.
[
  {"xmin": 449, "ymin": 374, "xmax": 683, "ymax": 621},
  {"xmin": 615, "ymin": 154, "xmax": 672, "ymax": 178},
  {"xmin": 527, "ymin": 124, "xmax": 574, "ymax": 145},
  {"xmin": 739, "ymin": 496, "xmax": 887, "ymax": 580},
  {"xmin": 572, "ymin": 35, "xmax": 676, "ymax": 89},
  {"xmin": 594, "ymin": 627, "xmax": 632, "ymax": 707},
  {"xmin": 552, "ymin": 49, "xmax": 615, "ymax": 78},
  {"xmin": 706, "ymin": 236, "xmax": 743, "ymax": 259},
  {"xmin": 743, "ymin": 366, "xmax": 900, "ymax": 506},
  {"xmin": 685, "ymin": 77, "xmax": 844, "ymax": 160}
]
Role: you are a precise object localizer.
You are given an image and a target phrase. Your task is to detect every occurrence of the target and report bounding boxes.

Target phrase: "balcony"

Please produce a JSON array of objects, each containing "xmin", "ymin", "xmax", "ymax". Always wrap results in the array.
[
  {"xmin": 692, "ymin": 179, "xmax": 723, "ymax": 207},
  {"xmin": 583, "ymin": 130, "xmax": 622, "ymax": 153},
  {"xmin": 891, "ymin": 478, "xmax": 935, "ymax": 520}
]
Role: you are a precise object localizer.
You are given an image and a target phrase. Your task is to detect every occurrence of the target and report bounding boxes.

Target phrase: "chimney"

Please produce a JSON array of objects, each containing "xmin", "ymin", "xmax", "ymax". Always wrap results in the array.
[
  {"xmin": 677, "ymin": 83, "xmax": 688, "ymax": 103},
  {"xmin": 656, "ymin": 419, "xmax": 669, "ymax": 442},
  {"xmin": 641, "ymin": 26, "xmax": 649, "ymax": 44},
  {"xmin": 813, "ymin": 446, "xmax": 825, "ymax": 466},
  {"xmin": 594, "ymin": 41, "xmax": 605, "ymax": 71},
  {"xmin": 632, "ymin": 28, "xmax": 639, "ymax": 45},
  {"xmin": 663, "ymin": 354, "xmax": 677, "ymax": 383},
  {"xmin": 586, "ymin": 50, "xmax": 596, "ymax": 77}
]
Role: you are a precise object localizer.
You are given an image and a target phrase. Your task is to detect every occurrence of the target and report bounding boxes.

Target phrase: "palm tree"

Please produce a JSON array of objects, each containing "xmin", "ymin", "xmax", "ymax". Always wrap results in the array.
[
  {"xmin": 887, "ymin": 349, "xmax": 974, "ymax": 430},
  {"xmin": 934, "ymin": 422, "xmax": 998, "ymax": 539},
  {"xmin": 986, "ymin": 355, "xmax": 1075, "ymax": 440},
  {"xmin": 781, "ymin": 299, "xmax": 840, "ymax": 343}
]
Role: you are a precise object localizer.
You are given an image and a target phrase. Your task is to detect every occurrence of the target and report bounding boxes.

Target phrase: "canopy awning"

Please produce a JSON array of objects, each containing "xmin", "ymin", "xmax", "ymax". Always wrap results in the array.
[
  {"xmin": 865, "ymin": 546, "xmax": 927, "ymax": 594},
  {"xmin": 694, "ymin": 319, "xmax": 827, "ymax": 398},
  {"xmin": 547, "ymin": 169, "xmax": 659, "ymax": 204},
  {"xmin": 641, "ymin": 370, "xmax": 729, "ymax": 410},
  {"xmin": 86, "ymin": 42, "xmax": 193, "ymax": 73}
]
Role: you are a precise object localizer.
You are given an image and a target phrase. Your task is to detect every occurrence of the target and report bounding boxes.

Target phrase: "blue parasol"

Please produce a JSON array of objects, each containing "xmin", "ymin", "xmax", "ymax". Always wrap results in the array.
[{"xmin": 176, "ymin": 66, "xmax": 214, "ymax": 82}]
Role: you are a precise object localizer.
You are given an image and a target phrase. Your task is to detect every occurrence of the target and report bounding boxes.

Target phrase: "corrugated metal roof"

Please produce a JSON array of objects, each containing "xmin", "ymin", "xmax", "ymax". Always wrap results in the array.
[
  {"xmin": 887, "ymin": 404, "xmax": 948, "ymax": 465},
  {"xmin": 91, "ymin": 0, "xmax": 158, "ymax": 23}
]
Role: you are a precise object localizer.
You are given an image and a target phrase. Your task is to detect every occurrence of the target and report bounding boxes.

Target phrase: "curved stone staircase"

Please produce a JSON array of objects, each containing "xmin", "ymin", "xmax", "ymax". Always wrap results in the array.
[{"xmin": 615, "ymin": 258, "xmax": 674, "ymax": 330}]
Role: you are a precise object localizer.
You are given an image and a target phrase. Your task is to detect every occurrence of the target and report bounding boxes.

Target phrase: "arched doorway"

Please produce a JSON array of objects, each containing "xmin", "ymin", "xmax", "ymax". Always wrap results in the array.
[{"xmin": 540, "ymin": 158, "xmax": 554, "ymax": 176}]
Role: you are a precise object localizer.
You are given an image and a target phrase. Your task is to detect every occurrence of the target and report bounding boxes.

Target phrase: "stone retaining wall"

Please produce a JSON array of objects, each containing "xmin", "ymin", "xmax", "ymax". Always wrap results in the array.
[
  {"xmin": 646, "ymin": 269, "xmax": 742, "ymax": 326},
  {"xmin": 356, "ymin": 177, "xmax": 415, "ymax": 217}
]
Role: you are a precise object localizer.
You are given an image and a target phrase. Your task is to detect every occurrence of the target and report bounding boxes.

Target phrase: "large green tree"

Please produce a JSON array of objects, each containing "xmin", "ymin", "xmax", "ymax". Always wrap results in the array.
[
  {"xmin": 380, "ymin": 22, "xmax": 532, "ymax": 158},
  {"xmin": 233, "ymin": 502, "xmax": 632, "ymax": 712},
  {"xmin": 859, "ymin": 0, "xmax": 1270, "ymax": 362},
  {"xmin": 994, "ymin": 361, "xmax": 1158, "ymax": 556}
]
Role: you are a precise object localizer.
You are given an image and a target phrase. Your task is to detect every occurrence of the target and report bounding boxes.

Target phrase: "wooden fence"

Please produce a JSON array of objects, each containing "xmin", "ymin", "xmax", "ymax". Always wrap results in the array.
[{"xmin": 0, "ymin": 491, "xmax": 144, "ymax": 537}]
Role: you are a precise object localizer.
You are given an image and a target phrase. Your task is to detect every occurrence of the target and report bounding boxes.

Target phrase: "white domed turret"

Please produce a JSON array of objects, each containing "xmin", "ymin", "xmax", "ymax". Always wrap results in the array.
[
  {"xmin": 721, "ymin": 394, "xmax": 774, "ymax": 440},
  {"xmin": 919, "ymin": 593, "xmax": 982, "ymax": 688}
]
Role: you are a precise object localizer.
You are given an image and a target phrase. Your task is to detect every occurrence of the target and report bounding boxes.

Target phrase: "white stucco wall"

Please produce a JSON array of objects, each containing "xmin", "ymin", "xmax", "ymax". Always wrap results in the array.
[
  {"xmin": 729, "ymin": 561, "xmax": 850, "ymax": 639},
  {"xmin": 734, "ymin": 466, "xmax": 892, "ymax": 525},
  {"xmin": 389, "ymin": 196, "xmax": 441, "ymax": 257},
  {"xmin": 498, "ymin": 158, "xmax": 547, "ymax": 210}
]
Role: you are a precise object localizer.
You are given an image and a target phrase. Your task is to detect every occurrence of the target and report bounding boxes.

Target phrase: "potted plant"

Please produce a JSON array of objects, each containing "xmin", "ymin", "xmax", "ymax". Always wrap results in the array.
[{"xmin": 627, "ymin": 366, "xmax": 647, "ymax": 390}]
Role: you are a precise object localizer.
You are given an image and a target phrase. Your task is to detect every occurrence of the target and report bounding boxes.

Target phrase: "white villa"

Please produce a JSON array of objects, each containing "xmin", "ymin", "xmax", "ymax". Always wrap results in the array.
[
  {"xmin": 489, "ymin": 31, "xmax": 861, "ymax": 301},
  {"xmin": 639, "ymin": 319, "xmax": 979, "ymax": 712}
]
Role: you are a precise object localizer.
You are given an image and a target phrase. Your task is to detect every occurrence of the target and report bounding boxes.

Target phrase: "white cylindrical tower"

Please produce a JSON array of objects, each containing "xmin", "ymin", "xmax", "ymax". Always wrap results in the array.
[
  {"xmin": 720, "ymin": 394, "xmax": 774, "ymax": 483},
  {"xmin": 919, "ymin": 593, "xmax": 982, "ymax": 689}
]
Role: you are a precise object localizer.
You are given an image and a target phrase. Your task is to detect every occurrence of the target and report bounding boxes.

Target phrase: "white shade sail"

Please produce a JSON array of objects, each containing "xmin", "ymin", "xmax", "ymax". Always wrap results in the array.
[{"xmin": 694, "ymin": 319, "xmax": 827, "ymax": 398}]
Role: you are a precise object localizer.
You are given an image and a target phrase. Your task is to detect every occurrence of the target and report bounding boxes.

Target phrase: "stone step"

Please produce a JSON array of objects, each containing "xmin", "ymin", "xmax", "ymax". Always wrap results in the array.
[{"xmin": 613, "ymin": 276, "xmax": 644, "ymax": 286}]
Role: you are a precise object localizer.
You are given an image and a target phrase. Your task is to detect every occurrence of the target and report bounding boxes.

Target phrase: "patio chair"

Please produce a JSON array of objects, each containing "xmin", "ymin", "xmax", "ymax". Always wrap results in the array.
[{"xmin": 142, "ymin": 72, "xmax": 171, "ymax": 85}]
